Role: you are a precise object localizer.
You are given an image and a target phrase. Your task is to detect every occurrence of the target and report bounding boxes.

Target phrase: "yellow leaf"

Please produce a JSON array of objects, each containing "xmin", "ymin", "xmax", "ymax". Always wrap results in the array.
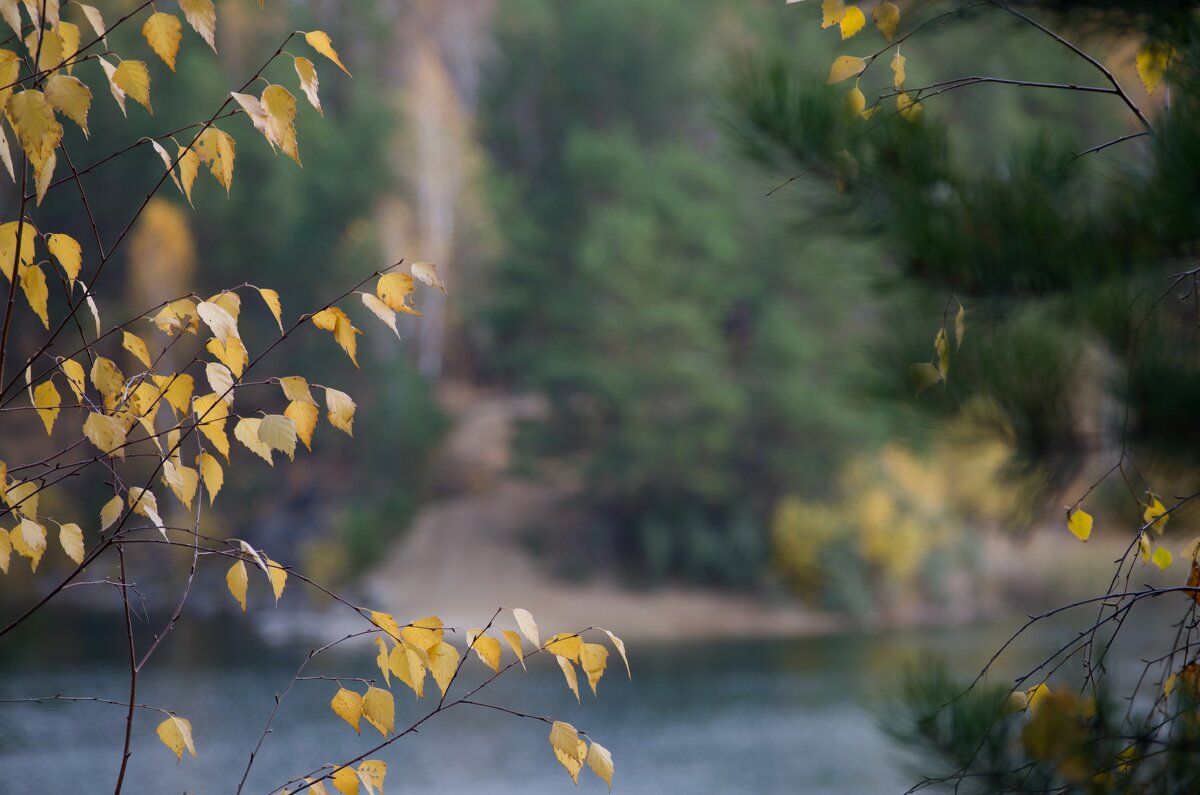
[
  {"xmin": 294, "ymin": 56, "xmax": 322, "ymax": 116},
  {"xmin": 45, "ymin": 74, "xmax": 90, "ymax": 136},
  {"xmin": 374, "ymin": 637, "xmax": 392, "ymax": 686},
  {"xmin": 150, "ymin": 138, "xmax": 185, "ymax": 196},
  {"xmin": 500, "ymin": 629, "xmax": 525, "ymax": 670},
  {"xmin": 100, "ymin": 494, "xmax": 123, "ymax": 531},
  {"xmin": 601, "ymin": 629, "xmax": 630, "ymax": 679},
  {"xmin": 955, "ymin": 301, "xmax": 965, "ymax": 349},
  {"xmin": 206, "ymin": 336, "xmax": 248, "ymax": 378},
  {"xmin": 1067, "ymin": 508, "xmax": 1093, "ymax": 542},
  {"xmin": 261, "ymin": 83, "xmax": 300, "ymax": 163},
  {"xmin": 467, "ymin": 630, "xmax": 503, "ymax": 673},
  {"xmin": 19, "ymin": 262, "xmax": 48, "ymax": 328},
  {"xmin": 178, "ymin": 0, "xmax": 216, "ymax": 51},
  {"xmin": 897, "ymin": 91, "xmax": 922, "ymax": 121},
  {"xmin": 587, "ymin": 742, "xmax": 614, "ymax": 791},
  {"xmin": 1139, "ymin": 531, "xmax": 1152, "ymax": 561},
  {"xmin": 513, "ymin": 607, "xmax": 540, "ymax": 648},
  {"xmin": 330, "ymin": 687, "xmax": 363, "ymax": 734},
  {"xmin": 5, "ymin": 479, "xmax": 37, "ymax": 519},
  {"xmin": 1027, "ymin": 682, "xmax": 1051, "ymax": 715},
  {"xmin": 1137, "ymin": 43, "xmax": 1172, "ymax": 95},
  {"xmin": 428, "ymin": 640, "xmax": 460, "ymax": 698},
  {"xmin": 324, "ymin": 387, "xmax": 356, "ymax": 436},
  {"xmin": 198, "ymin": 451, "xmax": 223, "ymax": 504},
  {"xmin": 32, "ymin": 379, "xmax": 59, "ymax": 434},
  {"xmin": 77, "ymin": 4, "xmax": 107, "ymax": 45},
  {"xmin": 376, "ymin": 272, "xmax": 416, "ymax": 313},
  {"xmin": 1144, "ymin": 495, "xmax": 1168, "ymax": 533},
  {"xmin": 279, "ymin": 376, "xmax": 316, "ymax": 406},
  {"xmin": 401, "ymin": 615, "xmax": 443, "ymax": 651},
  {"xmin": 59, "ymin": 21, "xmax": 81, "ymax": 73},
  {"xmin": 142, "ymin": 12, "xmax": 182, "ymax": 71},
  {"xmin": 113, "ymin": 60, "xmax": 151, "ymax": 113},
  {"xmin": 305, "ymin": 30, "xmax": 351, "ymax": 76},
  {"xmin": 34, "ymin": 150, "xmax": 56, "ymax": 205},
  {"xmin": 195, "ymin": 126, "xmax": 235, "ymax": 192},
  {"xmin": 128, "ymin": 487, "xmax": 163, "ymax": 531},
  {"xmin": 311, "ymin": 307, "xmax": 361, "ymax": 366},
  {"xmin": 331, "ymin": 767, "xmax": 359, "ymax": 795},
  {"xmin": 24, "ymin": 28, "xmax": 63, "ymax": 74},
  {"xmin": 197, "ymin": 299, "xmax": 240, "ymax": 345},
  {"xmin": 0, "ymin": 220, "xmax": 36, "ymax": 282},
  {"xmin": 411, "ymin": 261, "xmax": 446, "ymax": 293},
  {"xmin": 161, "ymin": 460, "xmax": 198, "ymax": 510},
  {"xmin": 909, "ymin": 362, "xmax": 941, "ymax": 395},
  {"xmin": 7, "ymin": 89, "xmax": 61, "ymax": 168},
  {"xmin": 1165, "ymin": 672, "xmax": 1177, "ymax": 698},
  {"xmin": 256, "ymin": 286, "xmax": 283, "ymax": 332},
  {"xmin": 58, "ymin": 522, "xmax": 83, "ymax": 564},
  {"xmin": 579, "ymin": 642, "xmax": 609, "ymax": 696},
  {"xmin": 0, "ymin": 122, "xmax": 14, "ymax": 182},
  {"xmin": 0, "ymin": 2, "xmax": 18, "ymax": 37},
  {"xmin": 46, "ymin": 232, "xmax": 81, "ymax": 284},
  {"xmin": 286, "ymin": 400, "xmax": 318, "ymax": 450},
  {"xmin": 357, "ymin": 761, "xmax": 386, "ymax": 795},
  {"xmin": 0, "ymin": 527, "xmax": 10, "ymax": 573},
  {"xmin": 845, "ymin": 85, "xmax": 865, "ymax": 117},
  {"xmin": 122, "ymin": 330, "xmax": 153, "ymax": 370},
  {"xmin": 548, "ymin": 721, "xmax": 587, "ymax": 784},
  {"xmin": 155, "ymin": 715, "xmax": 197, "ymax": 762},
  {"xmin": 152, "ymin": 298, "xmax": 200, "ymax": 336},
  {"xmin": 235, "ymin": 417, "xmax": 274, "ymax": 465},
  {"xmin": 83, "ymin": 411, "xmax": 127, "ymax": 459},
  {"xmin": 226, "ymin": 559, "xmax": 248, "ymax": 611},
  {"xmin": 840, "ymin": 5, "xmax": 865, "ymax": 39},
  {"xmin": 872, "ymin": 2, "xmax": 899, "ymax": 42},
  {"xmin": 891, "ymin": 51, "xmax": 906, "ymax": 89},
  {"xmin": 177, "ymin": 144, "xmax": 200, "ymax": 205},
  {"xmin": 1152, "ymin": 545, "xmax": 1174, "ymax": 570},
  {"xmin": 557, "ymin": 655, "xmax": 580, "ymax": 703},
  {"xmin": 192, "ymin": 392, "xmax": 231, "ymax": 460},
  {"xmin": 96, "ymin": 56, "xmax": 127, "ymax": 115},
  {"xmin": 361, "ymin": 293, "xmax": 400, "ymax": 338},
  {"xmin": 258, "ymin": 414, "xmax": 298, "ymax": 461},
  {"xmin": 91, "ymin": 356, "xmax": 124, "ymax": 400},
  {"xmin": 389, "ymin": 641, "xmax": 427, "ymax": 698},
  {"xmin": 371, "ymin": 611, "xmax": 404, "ymax": 642},
  {"xmin": 12, "ymin": 518, "xmax": 46, "ymax": 571},
  {"xmin": 59, "ymin": 358, "xmax": 85, "ymax": 402},
  {"xmin": 826, "ymin": 55, "xmax": 866, "ymax": 85},
  {"xmin": 154, "ymin": 373, "xmax": 194, "ymax": 417},
  {"xmin": 362, "ymin": 686, "xmax": 394, "ymax": 736},
  {"xmin": 546, "ymin": 632, "xmax": 582, "ymax": 662},
  {"xmin": 820, "ymin": 0, "xmax": 845, "ymax": 29}
]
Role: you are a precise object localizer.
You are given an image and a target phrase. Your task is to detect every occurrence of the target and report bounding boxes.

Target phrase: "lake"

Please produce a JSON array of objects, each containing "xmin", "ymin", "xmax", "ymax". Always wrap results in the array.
[{"xmin": 0, "ymin": 606, "xmax": 1179, "ymax": 794}]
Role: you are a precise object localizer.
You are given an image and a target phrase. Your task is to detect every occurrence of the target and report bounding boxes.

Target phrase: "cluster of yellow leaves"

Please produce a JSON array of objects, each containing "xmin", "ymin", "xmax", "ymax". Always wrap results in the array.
[
  {"xmin": 317, "ymin": 608, "xmax": 625, "ymax": 789},
  {"xmin": 290, "ymin": 761, "xmax": 387, "ymax": 795},
  {"xmin": 224, "ymin": 542, "xmax": 287, "ymax": 612},
  {"xmin": 910, "ymin": 302, "xmax": 963, "ymax": 395},
  {"xmin": 795, "ymin": 0, "xmax": 917, "ymax": 122},
  {"xmin": 1067, "ymin": 493, "xmax": 1178, "ymax": 571}
]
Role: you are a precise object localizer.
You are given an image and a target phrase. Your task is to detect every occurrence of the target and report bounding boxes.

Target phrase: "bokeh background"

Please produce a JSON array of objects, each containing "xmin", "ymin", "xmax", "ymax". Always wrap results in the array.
[{"xmin": 2, "ymin": 0, "xmax": 1196, "ymax": 791}]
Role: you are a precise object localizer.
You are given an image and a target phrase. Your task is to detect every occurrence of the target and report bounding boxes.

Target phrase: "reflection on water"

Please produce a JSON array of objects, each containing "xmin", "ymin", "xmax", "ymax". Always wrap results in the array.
[{"xmin": 0, "ymin": 609, "xmax": 1179, "ymax": 794}]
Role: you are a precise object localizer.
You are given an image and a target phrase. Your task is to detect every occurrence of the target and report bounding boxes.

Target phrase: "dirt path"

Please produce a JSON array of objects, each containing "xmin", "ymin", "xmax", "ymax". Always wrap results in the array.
[{"xmin": 363, "ymin": 391, "xmax": 837, "ymax": 640}]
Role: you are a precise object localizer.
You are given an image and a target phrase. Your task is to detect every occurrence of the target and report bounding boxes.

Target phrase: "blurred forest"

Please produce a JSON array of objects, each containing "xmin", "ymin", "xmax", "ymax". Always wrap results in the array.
[{"xmin": 4, "ymin": 0, "xmax": 1184, "ymax": 623}]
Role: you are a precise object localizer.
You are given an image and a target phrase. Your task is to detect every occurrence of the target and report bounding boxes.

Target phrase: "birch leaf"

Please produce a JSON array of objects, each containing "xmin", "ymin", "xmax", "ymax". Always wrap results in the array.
[
  {"xmin": 294, "ymin": 56, "xmax": 321, "ymax": 115},
  {"xmin": 549, "ymin": 721, "xmax": 587, "ymax": 784},
  {"xmin": 226, "ymin": 559, "xmax": 248, "ymax": 611},
  {"xmin": 143, "ymin": 11, "xmax": 182, "ymax": 71},
  {"xmin": 324, "ymin": 387, "xmax": 355, "ymax": 436},
  {"xmin": 47, "ymin": 232, "xmax": 81, "ymax": 284},
  {"xmin": 198, "ymin": 451, "xmax": 223, "ymax": 504},
  {"xmin": 156, "ymin": 715, "xmax": 196, "ymax": 762},
  {"xmin": 279, "ymin": 376, "xmax": 316, "ymax": 406},
  {"xmin": 33, "ymin": 379, "xmax": 59, "ymax": 434},
  {"xmin": 304, "ymin": 30, "xmax": 351, "ymax": 75},
  {"xmin": 587, "ymin": 742, "xmax": 614, "ymax": 790},
  {"xmin": 557, "ymin": 655, "xmax": 580, "ymax": 703},
  {"xmin": 362, "ymin": 686, "xmax": 394, "ymax": 736},
  {"xmin": 59, "ymin": 522, "xmax": 83, "ymax": 563},
  {"xmin": 286, "ymin": 399, "xmax": 318, "ymax": 450},
  {"xmin": 258, "ymin": 413, "xmax": 297, "ymax": 461},
  {"xmin": 872, "ymin": 2, "xmax": 899, "ymax": 42},
  {"xmin": 330, "ymin": 687, "xmax": 363, "ymax": 734},
  {"xmin": 235, "ymin": 417, "xmax": 274, "ymax": 465},
  {"xmin": 361, "ymin": 293, "xmax": 399, "ymax": 338},
  {"xmin": 178, "ymin": 0, "xmax": 216, "ymax": 51},
  {"xmin": 411, "ymin": 261, "xmax": 445, "ymax": 293},
  {"xmin": 501, "ymin": 629, "xmax": 525, "ymax": 670},
  {"xmin": 1067, "ymin": 508, "xmax": 1093, "ymax": 542},
  {"xmin": 100, "ymin": 494, "xmax": 123, "ymax": 531},
  {"xmin": 602, "ymin": 629, "xmax": 630, "ymax": 678},
  {"xmin": 428, "ymin": 640, "xmax": 460, "ymax": 697},
  {"xmin": 45, "ymin": 74, "xmax": 91, "ymax": 136},
  {"xmin": 827, "ymin": 55, "xmax": 866, "ymax": 85},
  {"xmin": 840, "ymin": 5, "xmax": 865, "ymax": 39},
  {"xmin": 113, "ymin": 60, "xmax": 151, "ymax": 113},
  {"xmin": 579, "ymin": 642, "xmax": 609, "ymax": 696},
  {"xmin": 513, "ymin": 607, "xmax": 540, "ymax": 648}
]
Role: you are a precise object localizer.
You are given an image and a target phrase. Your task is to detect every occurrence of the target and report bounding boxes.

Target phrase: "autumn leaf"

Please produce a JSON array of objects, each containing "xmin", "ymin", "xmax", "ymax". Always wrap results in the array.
[
  {"xmin": 256, "ymin": 286, "xmax": 283, "ymax": 332},
  {"xmin": 839, "ymin": 5, "xmax": 865, "ymax": 39},
  {"xmin": 580, "ymin": 642, "xmax": 609, "ymax": 696},
  {"xmin": 45, "ymin": 74, "xmax": 91, "ymax": 136},
  {"xmin": 376, "ymin": 272, "xmax": 416, "ymax": 313},
  {"xmin": 83, "ymin": 412, "xmax": 127, "ymax": 459},
  {"xmin": 362, "ymin": 686, "xmax": 394, "ymax": 736},
  {"xmin": 100, "ymin": 495, "xmax": 123, "ymax": 531},
  {"xmin": 1144, "ymin": 494, "xmax": 1168, "ymax": 533},
  {"xmin": 295, "ymin": 56, "xmax": 322, "ymax": 115},
  {"xmin": 258, "ymin": 414, "xmax": 298, "ymax": 461},
  {"xmin": 820, "ymin": 0, "xmax": 845, "ymax": 29},
  {"xmin": 235, "ymin": 417, "xmax": 274, "ymax": 465},
  {"xmin": 46, "ymin": 232, "xmax": 81, "ymax": 285},
  {"xmin": 19, "ymin": 263, "xmax": 48, "ymax": 327},
  {"xmin": 179, "ymin": 0, "xmax": 216, "ymax": 51},
  {"xmin": 32, "ymin": 379, "xmax": 59, "ymax": 434},
  {"xmin": 286, "ymin": 400, "xmax": 318, "ymax": 450},
  {"xmin": 266, "ymin": 557, "xmax": 287, "ymax": 602},
  {"xmin": 305, "ymin": 30, "xmax": 351, "ymax": 75},
  {"xmin": 428, "ymin": 640, "xmax": 460, "ymax": 698},
  {"xmin": 1067, "ymin": 508, "xmax": 1092, "ymax": 542},
  {"xmin": 513, "ymin": 607, "xmax": 540, "ymax": 648},
  {"xmin": 12, "ymin": 518, "xmax": 46, "ymax": 571},
  {"xmin": 501, "ymin": 629, "xmax": 526, "ymax": 669},
  {"xmin": 587, "ymin": 742, "xmax": 615, "ymax": 790},
  {"xmin": 58, "ymin": 522, "xmax": 83, "ymax": 564},
  {"xmin": 279, "ymin": 376, "xmax": 316, "ymax": 406},
  {"xmin": 411, "ymin": 261, "xmax": 446, "ymax": 293},
  {"xmin": 557, "ymin": 655, "xmax": 581, "ymax": 703},
  {"xmin": 826, "ymin": 55, "xmax": 866, "ymax": 85},
  {"xmin": 549, "ymin": 721, "xmax": 588, "ymax": 784},
  {"xmin": 466, "ymin": 629, "xmax": 503, "ymax": 673},
  {"xmin": 845, "ymin": 85, "xmax": 865, "ymax": 117},
  {"xmin": 872, "ymin": 2, "xmax": 899, "ymax": 42},
  {"xmin": 226, "ymin": 559, "xmax": 248, "ymax": 612},
  {"xmin": 324, "ymin": 387, "xmax": 356, "ymax": 436},
  {"xmin": 330, "ymin": 687, "xmax": 363, "ymax": 734},
  {"xmin": 361, "ymin": 293, "xmax": 400, "ymax": 338},
  {"xmin": 113, "ymin": 60, "xmax": 152, "ymax": 113},
  {"xmin": 156, "ymin": 715, "xmax": 197, "ymax": 762},
  {"xmin": 891, "ymin": 51, "xmax": 905, "ymax": 89},
  {"xmin": 197, "ymin": 451, "xmax": 223, "ymax": 504},
  {"xmin": 1137, "ymin": 43, "xmax": 1173, "ymax": 95},
  {"xmin": 1152, "ymin": 545, "xmax": 1174, "ymax": 570},
  {"xmin": 143, "ymin": 12, "xmax": 182, "ymax": 71},
  {"xmin": 546, "ymin": 632, "xmax": 583, "ymax": 662}
]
